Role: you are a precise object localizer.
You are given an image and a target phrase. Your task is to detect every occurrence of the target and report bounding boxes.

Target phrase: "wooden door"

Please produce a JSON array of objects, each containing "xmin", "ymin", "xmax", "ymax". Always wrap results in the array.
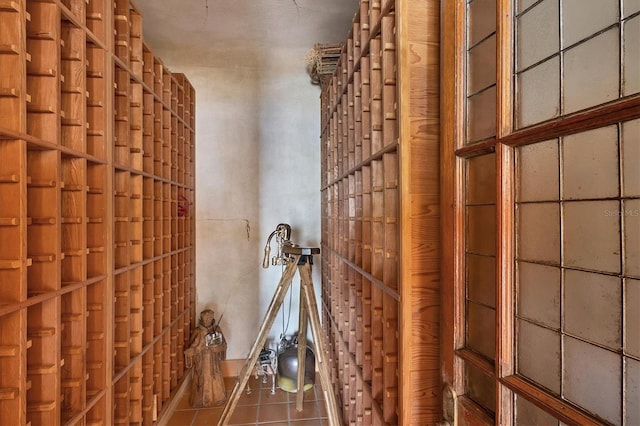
[{"xmin": 441, "ymin": 0, "xmax": 640, "ymax": 424}]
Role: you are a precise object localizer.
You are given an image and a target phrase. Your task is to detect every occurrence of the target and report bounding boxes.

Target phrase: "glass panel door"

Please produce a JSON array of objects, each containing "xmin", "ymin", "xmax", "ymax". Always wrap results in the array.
[
  {"xmin": 514, "ymin": 120, "xmax": 639, "ymax": 425},
  {"xmin": 442, "ymin": 0, "xmax": 640, "ymax": 424}
]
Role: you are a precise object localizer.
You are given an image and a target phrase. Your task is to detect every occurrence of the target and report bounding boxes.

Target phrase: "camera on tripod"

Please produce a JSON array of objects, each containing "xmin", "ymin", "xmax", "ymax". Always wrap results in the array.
[{"xmin": 262, "ymin": 223, "xmax": 320, "ymax": 268}]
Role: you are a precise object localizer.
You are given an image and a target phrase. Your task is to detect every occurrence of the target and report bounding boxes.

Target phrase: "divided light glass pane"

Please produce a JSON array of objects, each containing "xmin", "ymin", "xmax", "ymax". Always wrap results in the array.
[
  {"xmin": 517, "ymin": 138, "xmax": 559, "ymax": 202},
  {"xmin": 624, "ymin": 0, "xmax": 640, "ymax": 17},
  {"xmin": 561, "ymin": 0, "xmax": 618, "ymax": 48},
  {"xmin": 623, "ymin": 15, "xmax": 640, "ymax": 96},
  {"xmin": 467, "ymin": 86, "xmax": 497, "ymax": 143},
  {"xmin": 517, "ymin": 318, "xmax": 561, "ymax": 393},
  {"xmin": 562, "ymin": 200, "xmax": 621, "ymax": 274},
  {"xmin": 626, "ymin": 358, "xmax": 640, "ymax": 426},
  {"xmin": 622, "ymin": 118, "xmax": 640, "ymax": 197},
  {"xmin": 515, "ymin": 394, "xmax": 561, "ymax": 425},
  {"xmin": 468, "ymin": 0, "xmax": 496, "ymax": 46},
  {"xmin": 465, "ymin": 153, "xmax": 497, "ymax": 361},
  {"xmin": 466, "ymin": 0, "xmax": 496, "ymax": 145},
  {"xmin": 467, "ymin": 153, "xmax": 496, "ymax": 204},
  {"xmin": 563, "ymin": 336, "xmax": 622, "ymax": 425},
  {"xmin": 517, "ymin": 0, "xmax": 539, "ymax": 14},
  {"xmin": 465, "ymin": 361, "xmax": 496, "ymax": 415},
  {"xmin": 468, "ymin": 35, "xmax": 497, "ymax": 95},
  {"xmin": 625, "ymin": 199, "xmax": 640, "ymax": 278},
  {"xmin": 517, "ymin": 261, "xmax": 560, "ymax": 328},
  {"xmin": 517, "ymin": 202, "xmax": 560, "ymax": 264},
  {"xmin": 563, "ymin": 28, "xmax": 619, "ymax": 115},
  {"xmin": 564, "ymin": 269, "xmax": 622, "ymax": 350},
  {"xmin": 562, "ymin": 125, "xmax": 619, "ymax": 200},
  {"xmin": 467, "ymin": 204, "xmax": 496, "ymax": 256},
  {"xmin": 516, "ymin": 57, "xmax": 560, "ymax": 128},
  {"xmin": 467, "ymin": 301, "xmax": 496, "ymax": 360},
  {"xmin": 626, "ymin": 278, "xmax": 640, "ymax": 357},
  {"xmin": 468, "ymin": 254, "xmax": 496, "ymax": 308},
  {"xmin": 517, "ymin": 0, "xmax": 559, "ymax": 71}
]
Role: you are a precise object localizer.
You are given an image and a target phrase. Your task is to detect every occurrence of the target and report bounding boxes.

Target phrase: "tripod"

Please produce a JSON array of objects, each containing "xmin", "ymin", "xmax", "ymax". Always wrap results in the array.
[{"xmin": 217, "ymin": 244, "xmax": 341, "ymax": 425}]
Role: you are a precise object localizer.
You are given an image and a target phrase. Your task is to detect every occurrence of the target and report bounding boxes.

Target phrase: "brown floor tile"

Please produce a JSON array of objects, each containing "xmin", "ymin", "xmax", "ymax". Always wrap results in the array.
[
  {"xmin": 258, "ymin": 402, "xmax": 290, "ymax": 422},
  {"xmin": 313, "ymin": 385, "xmax": 325, "ymax": 401},
  {"xmin": 166, "ymin": 408, "xmax": 197, "ymax": 426},
  {"xmin": 192, "ymin": 406, "xmax": 224, "ymax": 425},
  {"xmin": 237, "ymin": 386, "xmax": 261, "ymax": 405},
  {"xmin": 261, "ymin": 388, "xmax": 290, "ymax": 404},
  {"xmin": 318, "ymin": 400, "xmax": 327, "ymax": 418},
  {"xmin": 228, "ymin": 403, "xmax": 258, "ymax": 424},
  {"xmin": 174, "ymin": 392, "xmax": 195, "ymax": 410},
  {"xmin": 301, "ymin": 388, "xmax": 318, "ymax": 401},
  {"xmin": 165, "ymin": 377, "xmax": 333, "ymax": 426},
  {"xmin": 290, "ymin": 420, "xmax": 324, "ymax": 426},
  {"xmin": 289, "ymin": 401, "xmax": 320, "ymax": 421}
]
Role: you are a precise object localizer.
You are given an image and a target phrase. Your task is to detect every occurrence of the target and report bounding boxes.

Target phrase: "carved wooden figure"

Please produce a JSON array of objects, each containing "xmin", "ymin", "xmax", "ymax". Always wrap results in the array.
[{"xmin": 185, "ymin": 309, "xmax": 227, "ymax": 407}]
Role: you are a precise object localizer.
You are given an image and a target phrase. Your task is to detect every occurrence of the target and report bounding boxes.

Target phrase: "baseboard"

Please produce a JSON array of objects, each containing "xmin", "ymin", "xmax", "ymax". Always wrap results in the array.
[
  {"xmin": 221, "ymin": 359, "xmax": 247, "ymax": 378},
  {"xmin": 156, "ymin": 370, "xmax": 191, "ymax": 426},
  {"xmin": 156, "ymin": 359, "xmax": 243, "ymax": 425}
]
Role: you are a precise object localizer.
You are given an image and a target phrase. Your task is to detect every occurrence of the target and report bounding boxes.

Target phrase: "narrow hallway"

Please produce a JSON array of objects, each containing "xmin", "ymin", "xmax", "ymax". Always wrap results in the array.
[{"xmin": 165, "ymin": 376, "xmax": 329, "ymax": 425}]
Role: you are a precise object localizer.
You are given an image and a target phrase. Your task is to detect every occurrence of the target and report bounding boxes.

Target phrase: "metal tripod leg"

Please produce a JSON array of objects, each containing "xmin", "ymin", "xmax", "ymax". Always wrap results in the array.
[{"xmin": 217, "ymin": 256, "xmax": 300, "ymax": 426}]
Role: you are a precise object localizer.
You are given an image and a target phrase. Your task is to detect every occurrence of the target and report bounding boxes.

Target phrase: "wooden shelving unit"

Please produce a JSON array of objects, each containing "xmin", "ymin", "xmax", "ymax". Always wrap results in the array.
[
  {"xmin": 0, "ymin": 0, "xmax": 196, "ymax": 424},
  {"xmin": 320, "ymin": 0, "xmax": 440, "ymax": 424}
]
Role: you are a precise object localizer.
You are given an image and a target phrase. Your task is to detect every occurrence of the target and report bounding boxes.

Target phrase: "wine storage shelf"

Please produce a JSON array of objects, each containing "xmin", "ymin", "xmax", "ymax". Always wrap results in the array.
[
  {"xmin": 0, "ymin": 0, "xmax": 196, "ymax": 424},
  {"xmin": 320, "ymin": 0, "xmax": 439, "ymax": 424}
]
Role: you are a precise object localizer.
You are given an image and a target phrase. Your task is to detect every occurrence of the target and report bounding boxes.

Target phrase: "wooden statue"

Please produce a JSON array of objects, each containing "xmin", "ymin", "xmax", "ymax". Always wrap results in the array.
[{"xmin": 185, "ymin": 309, "xmax": 227, "ymax": 407}]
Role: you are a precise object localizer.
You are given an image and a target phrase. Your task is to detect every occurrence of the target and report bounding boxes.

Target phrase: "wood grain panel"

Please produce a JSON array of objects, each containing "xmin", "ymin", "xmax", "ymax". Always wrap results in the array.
[{"xmin": 398, "ymin": 0, "xmax": 441, "ymax": 424}]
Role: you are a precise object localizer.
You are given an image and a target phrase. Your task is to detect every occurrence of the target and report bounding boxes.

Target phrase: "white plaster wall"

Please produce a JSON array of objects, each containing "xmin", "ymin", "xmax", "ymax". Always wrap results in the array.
[
  {"xmin": 133, "ymin": 0, "xmax": 358, "ymax": 361},
  {"xmin": 257, "ymin": 51, "xmax": 324, "ymax": 357},
  {"xmin": 155, "ymin": 48, "xmax": 323, "ymax": 359}
]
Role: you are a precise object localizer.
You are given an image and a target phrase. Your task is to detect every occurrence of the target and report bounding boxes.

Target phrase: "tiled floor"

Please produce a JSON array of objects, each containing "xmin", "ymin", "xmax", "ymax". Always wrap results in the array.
[{"xmin": 165, "ymin": 375, "xmax": 329, "ymax": 426}]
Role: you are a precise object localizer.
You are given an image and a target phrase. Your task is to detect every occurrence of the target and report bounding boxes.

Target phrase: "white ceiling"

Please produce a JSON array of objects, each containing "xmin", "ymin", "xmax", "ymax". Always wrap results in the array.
[{"xmin": 132, "ymin": 0, "xmax": 359, "ymax": 68}]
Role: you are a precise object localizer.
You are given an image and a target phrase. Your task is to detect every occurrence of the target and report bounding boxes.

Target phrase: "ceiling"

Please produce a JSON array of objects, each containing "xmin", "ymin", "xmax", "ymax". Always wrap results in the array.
[{"xmin": 132, "ymin": 0, "xmax": 359, "ymax": 68}]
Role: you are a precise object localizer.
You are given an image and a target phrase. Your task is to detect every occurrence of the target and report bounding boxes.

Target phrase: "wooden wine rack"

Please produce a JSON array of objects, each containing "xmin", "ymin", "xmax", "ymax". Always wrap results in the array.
[
  {"xmin": 320, "ymin": 0, "xmax": 440, "ymax": 424},
  {"xmin": 0, "ymin": 0, "xmax": 196, "ymax": 424}
]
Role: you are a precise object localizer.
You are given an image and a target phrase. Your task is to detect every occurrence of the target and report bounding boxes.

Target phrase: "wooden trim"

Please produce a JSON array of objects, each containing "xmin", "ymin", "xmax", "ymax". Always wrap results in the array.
[
  {"xmin": 0, "ymin": 275, "xmax": 107, "ymax": 318},
  {"xmin": 455, "ymin": 139, "xmax": 497, "ymax": 158},
  {"xmin": 495, "ymin": 142, "xmax": 514, "ymax": 424},
  {"xmin": 321, "ymin": 245, "xmax": 400, "ymax": 301},
  {"xmin": 321, "ymin": 141, "xmax": 398, "ymax": 190},
  {"xmin": 440, "ymin": 0, "xmax": 457, "ymax": 391},
  {"xmin": 455, "ymin": 88, "xmax": 640, "ymax": 161},
  {"xmin": 441, "ymin": 0, "xmax": 468, "ymax": 398},
  {"xmin": 0, "ymin": 127, "xmax": 108, "ymax": 164},
  {"xmin": 501, "ymin": 376, "xmax": 608, "ymax": 426},
  {"xmin": 440, "ymin": 0, "xmax": 458, "ymax": 391},
  {"xmin": 458, "ymin": 395, "xmax": 495, "ymax": 425},
  {"xmin": 104, "ymin": 3, "xmax": 115, "ymax": 421},
  {"xmin": 156, "ymin": 371, "xmax": 192, "ymax": 426},
  {"xmin": 496, "ymin": 13, "xmax": 516, "ymax": 426},
  {"xmin": 456, "ymin": 348, "xmax": 494, "ymax": 378},
  {"xmin": 398, "ymin": 0, "xmax": 442, "ymax": 423},
  {"xmin": 496, "ymin": 0, "xmax": 514, "ymax": 139},
  {"xmin": 501, "ymin": 95, "xmax": 640, "ymax": 146}
]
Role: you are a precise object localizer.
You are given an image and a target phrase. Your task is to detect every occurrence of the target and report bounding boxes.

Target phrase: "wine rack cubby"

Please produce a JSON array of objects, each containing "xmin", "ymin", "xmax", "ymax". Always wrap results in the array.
[
  {"xmin": 320, "ymin": 0, "xmax": 439, "ymax": 424},
  {"xmin": 0, "ymin": 0, "xmax": 196, "ymax": 424}
]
